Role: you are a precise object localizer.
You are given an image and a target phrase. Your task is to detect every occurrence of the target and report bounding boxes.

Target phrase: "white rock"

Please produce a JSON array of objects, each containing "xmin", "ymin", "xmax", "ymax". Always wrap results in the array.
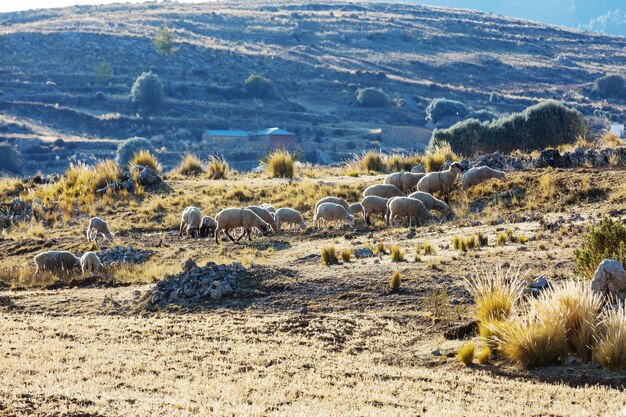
[{"xmin": 590, "ymin": 259, "xmax": 626, "ymax": 300}]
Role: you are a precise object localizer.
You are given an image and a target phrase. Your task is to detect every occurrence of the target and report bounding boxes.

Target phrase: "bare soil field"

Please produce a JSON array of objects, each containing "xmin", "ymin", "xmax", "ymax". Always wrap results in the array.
[{"xmin": 1, "ymin": 168, "xmax": 626, "ymax": 416}]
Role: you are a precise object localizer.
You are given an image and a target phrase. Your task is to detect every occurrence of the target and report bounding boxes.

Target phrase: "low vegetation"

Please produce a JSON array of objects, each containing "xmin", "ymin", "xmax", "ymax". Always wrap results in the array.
[
  {"xmin": 457, "ymin": 342, "xmax": 475, "ymax": 366},
  {"xmin": 207, "ymin": 155, "xmax": 230, "ymax": 180},
  {"xmin": 130, "ymin": 150, "xmax": 162, "ymax": 173},
  {"xmin": 263, "ymin": 149, "xmax": 295, "ymax": 178},
  {"xmin": 176, "ymin": 154, "xmax": 203, "ymax": 176},
  {"xmin": 390, "ymin": 270, "xmax": 401, "ymax": 292},
  {"xmin": 321, "ymin": 245, "xmax": 338, "ymax": 266},
  {"xmin": 575, "ymin": 217, "xmax": 626, "ymax": 280}
]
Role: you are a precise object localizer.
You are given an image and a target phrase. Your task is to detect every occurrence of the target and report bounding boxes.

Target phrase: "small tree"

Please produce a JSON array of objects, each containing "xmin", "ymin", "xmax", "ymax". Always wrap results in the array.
[
  {"xmin": 153, "ymin": 23, "xmax": 175, "ymax": 57},
  {"xmin": 130, "ymin": 71, "xmax": 163, "ymax": 113},
  {"xmin": 93, "ymin": 59, "xmax": 113, "ymax": 83},
  {"xmin": 425, "ymin": 98, "xmax": 469, "ymax": 124},
  {"xmin": 0, "ymin": 143, "xmax": 22, "ymax": 174},
  {"xmin": 356, "ymin": 87, "xmax": 390, "ymax": 108},
  {"xmin": 116, "ymin": 137, "xmax": 156, "ymax": 167},
  {"xmin": 594, "ymin": 74, "xmax": 625, "ymax": 98},
  {"xmin": 245, "ymin": 73, "xmax": 275, "ymax": 98}
]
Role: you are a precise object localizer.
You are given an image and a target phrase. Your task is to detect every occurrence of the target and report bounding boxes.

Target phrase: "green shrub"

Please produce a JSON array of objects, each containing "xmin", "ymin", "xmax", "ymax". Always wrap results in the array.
[
  {"xmin": 425, "ymin": 98, "xmax": 469, "ymax": 124},
  {"xmin": 153, "ymin": 23, "xmax": 175, "ymax": 57},
  {"xmin": 356, "ymin": 87, "xmax": 390, "ymax": 108},
  {"xmin": 575, "ymin": 217, "xmax": 626, "ymax": 280},
  {"xmin": 467, "ymin": 109, "xmax": 497, "ymax": 122},
  {"xmin": 0, "ymin": 143, "xmax": 22, "ymax": 175},
  {"xmin": 245, "ymin": 73, "xmax": 275, "ymax": 98},
  {"xmin": 594, "ymin": 74, "xmax": 625, "ymax": 98},
  {"xmin": 116, "ymin": 137, "xmax": 156, "ymax": 168},
  {"xmin": 93, "ymin": 59, "xmax": 113, "ymax": 82},
  {"xmin": 130, "ymin": 71, "xmax": 163, "ymax": 112}
]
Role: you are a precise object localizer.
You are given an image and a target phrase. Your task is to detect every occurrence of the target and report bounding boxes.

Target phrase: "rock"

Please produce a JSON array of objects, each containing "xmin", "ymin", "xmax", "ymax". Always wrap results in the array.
[
  {"xmin": 354, "ymin": 247, "xmax": 374, "ymax": 258},
  {"xmin": 411, "ymin": 165, "xmax": 425, "ymax": 173},
  {"xmin": 529, "ymin": 275, "xmax": 549, "ymax": 289},
  {"xmin": 431, "ymin": 349, "xmax": 441, "ymax": 356},
  {"xmin": 138, "ymin": 167, "xmax": 162, "ymax": 186},
  {"xmin": 181, "ymin": 258, "xmax": 197, "ymax": 272},
  {"xmin": 210, "ymin": 289, "xmax": 222, "ymax": 300},
  {"xmin": 533, "ymin": 149, "xmax": 566, "ymax": 169},
  {"xmin": 590, "ymin": 259, "xmax": 626, "ymax": 300},
  {"xmin": 298, "ymin": 306, "xmax": 308, "ymax": 314}
]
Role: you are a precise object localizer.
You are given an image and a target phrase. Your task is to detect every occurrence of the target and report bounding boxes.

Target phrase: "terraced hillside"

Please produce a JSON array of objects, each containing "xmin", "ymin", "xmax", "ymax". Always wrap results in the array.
[{"xmin": 1, "ymin": 0, "xmax": 625, "ymax": 173}]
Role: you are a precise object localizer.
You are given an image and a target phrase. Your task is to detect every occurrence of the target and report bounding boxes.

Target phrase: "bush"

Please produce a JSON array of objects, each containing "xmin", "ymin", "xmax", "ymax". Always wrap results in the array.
[
  {"xmin": 0, "ymin": 143, "xmax": 23, "ymax": 174},
  {"xmin": 457, "ymin": 342, "xmax": 475, "ymax": 366},
  {"xmin": 430, "ymin": 101, "xmax": 586, "ymax": 155},
  {"xmin": 359, "ymin": 151, "xmax": 386, "ymax": 173},
  {"xmin": 116, "ymin": 137, "xmax": 156, "ymax": 168},
  {"xmin": 245, "ymin": 73, "xmax": 275, "ymax": 98},
  {"xmin": 177, "ymin": 153, "xmax": 203, "ymax": 176},
  {"xmin": 207, "ymin": 155, "xmax": 229, "ymax": 180},
  {"xmin": 130, "ymin": 150, "xmax": 162, "ymax": 173},
  {"xmin": 390, "ymin": 270, "xmax": 401, "ymax": 292},
  {"xmin": 130, "ymin": 71, "xmax": 163, "ymax": 112},
  {"xmin": 321, "ymin": 245, "xmax": 338, "ymax": 266},
  {"xmin": 594, "ymin": 74, "xmax": 625, "ymax": 98},
  {"xmin": 425, "ymin": 98, "xmax": 469, "ymax": 124},
  {"xmin": 594, "ymin": 304, "xmax": 626, "ymax": 371},
  {"xmin": 467, "ymin": 109, "xmax": 497, "ymax": 122},
  {"xmin": 574, "ymin": 217, "xmax": 626, "ymax": 280},
  {"xmin": 153, "ymin": 23, "xmax": 175, "ymax": 57},
  {"xmin": 356, "ymin": 87, "xmax": 390, "ymax": 108},
  {"xmin": 93, "ymin": 59, "xmax": 113, "ymax": 82},
  {"xmin": 263, "ymin": 149, "xmax": 295, "ymax": 178}
]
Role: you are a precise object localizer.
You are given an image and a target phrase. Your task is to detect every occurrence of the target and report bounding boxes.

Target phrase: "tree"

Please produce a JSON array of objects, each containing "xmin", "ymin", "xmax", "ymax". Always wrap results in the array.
[
  {"xmin": 93, "ymin": 59, "xmax": 113, "ymax": 83},
  {"xmin": 425, "ymin": 98, "xmax": 469, "ymax": 124},
  {"xmin": 153, "ymin": 23, "xmax": 175, "ymax": 57},
  {"xmin": 356, "ymin": 87, "xmax": 390, "ymax": 108},
  {"xmin": 130, "ymin": 71, "xmax": 163, "ymax": 113},
  {"xmin": 116, "ymin": 137, "xmax": 156, "ymax": 167},
  {"xmin": 0, "ymin": 143, "xmax": 22, "ymax": 174},
  {"xmin": 244, "ymin": 73, "xmax": 275, "ymax": 98}
]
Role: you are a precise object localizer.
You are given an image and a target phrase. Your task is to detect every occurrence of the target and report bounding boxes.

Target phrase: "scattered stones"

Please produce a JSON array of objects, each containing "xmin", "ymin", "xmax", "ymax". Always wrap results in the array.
[
  {"xmin": 354, "ymin": 247, "xmax": 374, "ymax": 258},
  {"xmin": 181, "ymin": 258, "xmax": 197, "ymax": 272},
  {"xmin": 591, "ymin": 259, "xmax": 626, "ymax": 301},
  {"xmin": 526, "ymin": 275, "xmax": 550, "ymax": 297},
  {"xmin": 97, "ymin": 245, "xmax": 152, "ymax": 266}
]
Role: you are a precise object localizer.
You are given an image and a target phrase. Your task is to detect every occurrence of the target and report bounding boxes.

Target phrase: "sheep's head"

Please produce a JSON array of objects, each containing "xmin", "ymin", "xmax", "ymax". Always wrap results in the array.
[
  {"xmin": 187, "ymin": 226, "xmax": 199, "ymax": 237},
  {"xmin": 497, "ymin": 170, "xmax": 507, "ymax": 181},
  {"xmin": 299, "ymin": 220, "xmax": 307, "ymax": 230},
  {"xmin": 259, "ymin": 222, "xmax": 271, "ymax": 236},
  {"xmin": 450, "ymin": 162, "xmax": 463, "ymax": 173},
  {"xmin": 345, "ymin": 214, "xmax": 355, "ymax": 226}
]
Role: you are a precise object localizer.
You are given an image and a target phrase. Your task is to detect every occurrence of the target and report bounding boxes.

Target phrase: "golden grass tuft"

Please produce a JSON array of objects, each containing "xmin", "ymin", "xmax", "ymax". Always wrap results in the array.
[
  {"xmin": 389, "ymin": 244, "xmax": 404, "ymax": 262},
  {"xmin": 321, "ymin": 245, "xmax": 338, "ymax": 266},
  {"xmin": 475, "ymin": 346, "xmax": 491, "ymax": 364},
  {"xmin": 130, "ymin": 150, "xmax": 162, "ymax": 173},
  {"xmin": 390, "ymin": 270, "xmax": 401, "ymax": 292},
  {"xmin": 375, "ymin": 242, "xmax": 386, "ymax": 255},
  {"xmin": 177, "ymin": 153, "xmax": 204, "ymax": 176},
  {"xmin": 457, "ymin": 342, "xmax": 475, "ymax": 366},
  {"xmin": 464, "ymin": 263, "xmax": 525, "ymax": 323},
  {"xmin": 593, "ymin": 303, "xmax": 626, "ymax": 371},
  {"xmin": 601, "ymin": 132, "xmax": 623, "ymax": 148},
  {"xmin": 341, "ymin": 249, "xmax": 351, "ymax": 263},
  {"xmin": 496, "ymin": 232, "xmax": 507, "ymax": 246},
  {"xmin": 263, "ymin": 149, "xmax": 295, "ymax": 178},
  {"xmin": 359, "ymin": 151, "xmax": 386, "ymax": 173},
  {"xmin": 422, "ymin": 242, "xmax": 435, "ymax": 255},
  {"xmin": 386, "ymin": 154, "xmax": 420, "ymax": 172},
  {"xmin": 207, "ymin": 155, "xmax": 230, "ymax": 180},
  {"xmin": 538, "ymin": 173, "xmax": 558, "ymax": 199},
  {"xmin": 423, "ymin": 142, "xmax": 459, "ymax": 172}
]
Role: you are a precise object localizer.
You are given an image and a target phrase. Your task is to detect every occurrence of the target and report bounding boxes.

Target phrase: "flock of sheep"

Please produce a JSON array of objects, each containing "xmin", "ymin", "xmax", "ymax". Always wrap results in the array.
[{"xmin": 32, "ymin": 164, "xmax": 506, "ymax": 276}]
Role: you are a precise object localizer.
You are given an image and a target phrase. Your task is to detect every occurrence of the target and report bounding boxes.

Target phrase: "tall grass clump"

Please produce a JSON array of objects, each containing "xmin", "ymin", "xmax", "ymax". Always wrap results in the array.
[
  {"xmin": 207, "ymin": 155, "xmax": 230, "ymax": 180},
  {"xmin": 575, "ymin": 217, "xmax": 626, "ymax": 280},
  {"xmin": 593, "ymin": 304, "xmax": 626, "ymax": 371},
  {"xmin": 341, "ymin": 249, "xmax": 351, "ymax": 263},
  {"xmin": 130, "ymin": 150, "xmax": 162, "ymax": 173},
  {"xmin": 423, "ymin": 142, "xmax": 459, "ymax": 172},
  {"xmin": 386, "ymin": 154, "xmax": 420, "ymax": 172},
  {"xmin": 263, "ymin": 149, "xmax": 295, "ymax": 178},
  {"xmin": 463, "ymin": 263, "xmax": 525, "ymax": 323},
  {"xmin": 177, "ymin": 153, "xmax": 203, "ymax": 176},
  {"xmin": 321, "ymin": 245, "xmax": 338, "ymax": 266},
  {"xmin": 359, "ymin": 151, "xmax": 386, "ymax": 173},
  {"xmin": 390, "ymin": 270, "xmax": 401, "ymax": 292},
  {"xmin": 457, "ymin": 342, "xmax": 475, "ymax": 366},
  {"xmin": 390, "ymin": 244, "xmax": 405, "ymax": 262}
]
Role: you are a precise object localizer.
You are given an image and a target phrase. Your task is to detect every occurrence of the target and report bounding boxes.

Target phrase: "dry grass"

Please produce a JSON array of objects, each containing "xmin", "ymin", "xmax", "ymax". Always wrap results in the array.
[
  {"xmin": 130, "ymin": 150, "xmax": 162, "ymax": 173},
  {"xmin": 390, "ymin": 270, "xmax": 401, "ymax": 292},
  {"xmin": 341, "ymin": 248, "xmax": 351, "ymax": 263},
  {"xmin": 321, "ymin": 245, "xmax": 338, "ymax": 265},
  {"xmin": 389, "ymin": 244, "xmax": 404, "ymax": 262},
  {"xmin": 464, "ymin": 264, "xmax": 524, "ymax": 323},
  {"xmin": 263, "ymin": 149, "xmax": 295, "ymax": 178},
  {"xmin": 496, "ymin": 232, "xmax": 507, "ymax": 246},
  {"xmin": 423, "ymin": 142, "xmax": 459, "ymax": 172},
  {"xmin": 457, "ymin": 342, "xmax": 475, "ymax": 366},
  {"xmin": 386, "ymin": 154, "xmax": 420, "ymax": 172},
  {"xmin": 422, "ymin": 242, "xmax": 435, "ymax": 255},
  {"xmin": 207, "ymin": 155, "xmax": 230, "ymax": 180},
  {"xmin": 593, "ymin": 303, "xmax": 626, "ymax": 371},
  {"xmin": 475, "ymin": 346, "xmax": 491, "ymax": 364},
  {"xmin": 176, "ymin": 153, "xmax": 204, "ymax": 176},
  {"xmin": 358, "ymin": 151, "xmax": 386, "ymax": 173}
]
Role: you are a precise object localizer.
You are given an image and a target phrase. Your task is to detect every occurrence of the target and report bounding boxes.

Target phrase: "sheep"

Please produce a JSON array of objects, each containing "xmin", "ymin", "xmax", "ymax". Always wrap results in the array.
[
  {"xmin": 214, "ymin": 208, "xmax": 271, "ymax": 244},
  {"xmin": 80, "ymin": 252, "xmax": 102, "ymax": 275},
  {"xmin": 408, "ymin": 191, "xmax": 452, "ymax": 216},
  {"xmin": 314, "ymin": 197, "xmax": 350, "ymax": 215},
  {"xmin": 385, "ymin": 172, "xmax": 427, "ymax": 193},
  {"xmin": 360, "ymin": 196, "xmax": 389, "ymax": 226},
  {"xmin": 199, "ymin": 216, "xmax": 217, "ymax": 238},
  {"xmin": 348, "ymin": 202, "xmax": 365, "ymax": 219},
  {"xmin": 313, "ymin": 203, "xmax": 355, "ymax": 230},
  {"xmin": 246, "ymin": 206, "xmax": 278, "ymax": 233},
  {"xmin": 259, "ymin": 203, "xmax": 276, "ymax": 216},
  {"xmin": 462, "ymin": 166, "xmax": 506, "ymax": 192},
  {"xmin": 34, "ymin": 251, "xmax": 80, "ymax": 275},
  {"xmin": 274, "ymin": 207, "xmax": 307, "ymax": 232},
  {"xmin": 362, "ymin": 184, "xmax": 404, "ymax": 199},
  {"xmin": 416, "ymin": 162, "xmax": 463, "ymax": 204},
  {"xmin": 86, "ymin": 217, "xmax": 114, "ymax": 243},
  {"xmin": 179, "ymin": 206, "xmax": 202, "ymax": 237},
  {"xmin": 386, "ymin": 197, "xmax": 435, "ymax": 227}
]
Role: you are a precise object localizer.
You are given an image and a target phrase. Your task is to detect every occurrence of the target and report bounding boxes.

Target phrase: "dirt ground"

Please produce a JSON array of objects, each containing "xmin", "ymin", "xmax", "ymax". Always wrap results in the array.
[{"xmin": 1, "ymin": 168, "xmax": 626, "ymax": 416}]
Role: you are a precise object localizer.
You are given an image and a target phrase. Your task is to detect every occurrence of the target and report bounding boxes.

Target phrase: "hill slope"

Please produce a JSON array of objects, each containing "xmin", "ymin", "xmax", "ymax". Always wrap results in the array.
[{"xmin": 0, "ymin": 1, "xmax": 625, "ymax": 172}]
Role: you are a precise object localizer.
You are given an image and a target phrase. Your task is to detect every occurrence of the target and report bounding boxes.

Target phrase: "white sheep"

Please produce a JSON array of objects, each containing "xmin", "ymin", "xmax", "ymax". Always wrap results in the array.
[
  {"xmin": 259, "ymin": 203, "xmax": 276, "ymax": 216},
  {"xmin": 348, "ymin": 202, "xmax": 365, "ymax": 219},
  {"xmin": 246, "ymin": 206, "xmax": 278, "ymax": 233},
  {"xmin": 416, "ymin": 162, "xmax": 463, "ymax": 203},
  {"xmin": 86, "ymin": 217, "xmax": 114, "ymax": 243},
  {"xmin": 34, "ymin": 251, "xmax": 81, "ymax": 275},
  {"xmin": 80, "ymin": 252, "xmax": 102, "ymax": 275},
  {"xmin": 179, "ymin": 206, "xmax": 202, "ymax": 237},
  {"xmin": 274, "ymin": 207, "xmax": 307, "ymax": 232},
  {"xmin": 360, "ymin": 196, "xmax": 389, "ymax": 226},
  {"xmin": 385, "ymin": 172, "xmax": 427, "ymax": 193},
  {"xmin": 214, "ymin": 208, "xmax": 271, "ymax": 244},
  {"xmin": 200, "ymin": 216, "xmax": 217, "ymax": 238},
  {"xmin": 386, "ymin": 197, "xmax": 435, "ymax": 227},
  {"xmin": 408, "ymin": 191, "xmax": 452, "ymax": 216},
  {"xmin": 314, "ymin": 197, "xmax": 350, "ymax": 215},
  {"xmin": 362, "ymin": 184, "xmax": 405, "ymax": 199},
  {"xmin": 313, "ymin": 203, "xmax": 355, "ymax": 230},
  {"xmin": 462, "ymin": 166, "xmax": 506, "ymax": 191}
]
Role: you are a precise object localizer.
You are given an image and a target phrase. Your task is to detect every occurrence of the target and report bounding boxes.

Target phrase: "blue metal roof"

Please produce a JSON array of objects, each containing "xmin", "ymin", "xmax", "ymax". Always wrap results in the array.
[
  {"xmin": 205, "ymin": 130, "xmax": 250, "ymax": 137},
  {"xmin": 254, "ymin": 128, "xmax": 295, "ymax": 136}
]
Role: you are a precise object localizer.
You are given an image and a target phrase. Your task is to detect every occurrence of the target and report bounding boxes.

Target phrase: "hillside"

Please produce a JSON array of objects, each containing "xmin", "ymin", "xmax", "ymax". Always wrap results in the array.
[{"xmin": 1, "ymin": 0, "xmax": 626, "ymax": 173}]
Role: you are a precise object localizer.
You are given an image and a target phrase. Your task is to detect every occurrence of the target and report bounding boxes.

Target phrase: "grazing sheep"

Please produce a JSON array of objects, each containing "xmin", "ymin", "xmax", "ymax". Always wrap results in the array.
[
  {"xmin": 462, "ymin": 166, "xmax": 506, "ymax": 191},
  {"xmin": 314, "ymin": 197, "xmax": 350, "ymax": 215},
  {"xmin": 385, "ymin": 172, "xmax": 427, "ymax": 193},
  {"xmin": 362, "ymin": 184, "xmax": 404, "ymax": 199},
  {"xmin": 259, "ymin": 203, "xmax": 276, "ymax": 216},
  {"xmin": 214, "ymin": 208, "xmax": 271, "ymax": 244},
  {"xmin": 34, "ymin": 251, "xmax": 80, "ymax": 275},
  {"xmin": 408, "ymin": 191, "xmax": 452, "ymax": 216},
  {"xmin": 86, "ymin": 217, "xmax": 114, "ymax": 243},
  {"xmin": 360, "ymin": 196, "xmax": 389, "ymax": 226},
  {"xmin": 179, "ymin": 206, "xmax": 202, "ymax": 237},
  {"xmin": 313, "ymin": 203, "xmax": 355, "ymax": 230},
  {"xmin": 386, "ymin": 197, "xmax": 435, "ymax": 227},
  {"xmin": 80, "ymin": 252, "xmax": 102, "ymax": 275},
  {"xmin": 246, "ymin": 206, "xmax": 278, "ymax": 233},
  {"xmin": 199, "ymin": 216, "xmax": 217, "ymax": 238},
  {"xmin": 416, "ymin": 162, "xmax": 463, "ymax": 204},
  {"xmin": 348, "ymin": 202, "xmax": 365, "ymax": 219},
  {"xmin": 275, "ymin": 207, "xmax": 307, "ymax": 232}
]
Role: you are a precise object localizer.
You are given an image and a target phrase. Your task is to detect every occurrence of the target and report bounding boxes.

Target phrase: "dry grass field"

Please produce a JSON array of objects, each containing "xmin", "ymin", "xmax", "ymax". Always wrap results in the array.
[{"xmin": 1, "ymin": 164, "xmax": 626, "ymax": 416}]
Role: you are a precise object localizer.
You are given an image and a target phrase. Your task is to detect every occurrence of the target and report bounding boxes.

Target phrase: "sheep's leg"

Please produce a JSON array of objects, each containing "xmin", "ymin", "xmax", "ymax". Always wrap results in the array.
[
  {"xmin": 247, "ymin": 229, "xmax": 253, "ymax": 241},
  {"xmin": 215, "ymin": 228, "xmax": 222, "ymax": 244},
  {"xmin": 365, "ymin": 214, "xmax": 371, "ymax": 226},
  {"xmin": 225, "ymin": 229, "xmax": 238, "ymax": 243},
  {"xmin": 179, "ymin": 221, "xmax": 185, "ymax": 237}
]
